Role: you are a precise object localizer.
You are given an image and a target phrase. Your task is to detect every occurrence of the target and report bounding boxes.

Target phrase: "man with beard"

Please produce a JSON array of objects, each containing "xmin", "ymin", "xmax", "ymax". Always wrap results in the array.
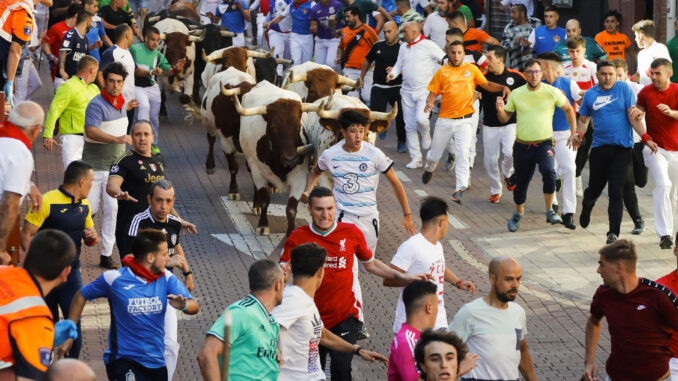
[{"xmin": 448, "ymin": 256, "xmax": 537, "ymax": 381}]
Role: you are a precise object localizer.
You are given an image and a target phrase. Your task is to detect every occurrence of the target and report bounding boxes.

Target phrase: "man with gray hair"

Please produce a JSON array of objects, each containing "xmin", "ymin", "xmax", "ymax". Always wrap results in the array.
[
  {"xmin": 0, "ymin": 101, "xmax": 45, "ymax": 264},
  {"xmin": 44, "ymin": 359, "xmax": 96, "ymax": 381}
]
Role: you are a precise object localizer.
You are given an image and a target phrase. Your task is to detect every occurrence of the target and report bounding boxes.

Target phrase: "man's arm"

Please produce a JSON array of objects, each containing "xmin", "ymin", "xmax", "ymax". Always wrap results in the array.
[
  {"xmin": 443, "ymin": 267, "xmax": 475, "ymax": 293},
  {"xmin": 628, "ymin": 107, "xmax": 659, "ymax": 153},
  {"xmin": 85, "ymin": 126, "xmax": 131, "ymax": 145},
  {"xmin": 423, "ymin": 91, "xmax": 437, "ymax": 113},
  {"xmin": 383, "ymin": 167, "xmax": 415, "ymax": 236},
  {"xmin": 58, "ymin": 50, "xmax": 69, "ymax": 80},
  {"xmin": 382, "ymin": 264, "xmax": 408, "ymax": 287},
  {"xmin": 320, "ymin": 327, "xmax": 388, "ymax": 364},
  {"xmin": 0, "ymin": 191, "xmax": 22, "ymax": 262},
  {"xmin": 561, "ymin": 101, "xmax": 577, "ymax": 134},
  {"xmin": 569, "ymin": 114, "xmax": 591, "ymax": 149},
  {"xmin": 43, "ymin": 84, "xmax": 73, "ymax": 149},
  {"xmin": 19, "ymin": 220, "xmax": 39, "ymax": 253},
  {"xmin": 6, "ymin": 41, "xmax": 23, "ymax": 81},
  {"xmin": 363, "ymin": 258, "xmax": 430, "ymax": 282},
  {"xmin": 55, "ymin": 291, "xmax": 88, "ymax": 358},
  {"xmin": 518, "ymin": 339, "xmax": 537, "ymax": 381},
  {"xmin": 373, "ymin": 13, "xmax": 385, "ymax": 35},
  {"xmin": 171, "ymin": 244, "xmax": 194, "ymax": 292},
  {"xmin": 583, "ymin": 314, "xmax": 602, "ymax": 380},
  {"xmin": 197, "ymin": 335, "xmax": 223, "ymax": 381},
  {"xmin": 106, "ymin": 175, "xmax": 138, "ymax": 202},
  {"xmin": 300, "ymin": 164, "xmax": 323, "ymax": 203},
  {"xmin": 495, "ymin": 96, "xmax": 514, "ymax": 124},
  {"xmin": 478, "ymin": 81, "xmax": 510, "ymax": 98}
]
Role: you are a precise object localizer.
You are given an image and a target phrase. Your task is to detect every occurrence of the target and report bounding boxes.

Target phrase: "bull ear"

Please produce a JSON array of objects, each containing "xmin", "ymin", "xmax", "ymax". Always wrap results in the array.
[
  {"xmin": 319, "ymin": 119, "xmax": 341, "ymax": 132},
  {"xmin": 369, "ymin": 121, "xmax": 390, "ymax": 133}
]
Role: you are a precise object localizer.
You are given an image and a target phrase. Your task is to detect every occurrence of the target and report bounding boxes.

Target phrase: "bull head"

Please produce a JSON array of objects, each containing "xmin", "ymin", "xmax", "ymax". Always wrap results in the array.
[{"xmin": 232, "ymin": 93, "xmax": 268, "ymax": 116}]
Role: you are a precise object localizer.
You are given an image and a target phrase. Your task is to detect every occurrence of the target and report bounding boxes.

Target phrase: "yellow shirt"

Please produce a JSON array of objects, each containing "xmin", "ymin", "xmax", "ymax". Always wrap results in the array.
[
  {"xmin": 505, "ymin": 83, "xmax": 567, "ymax": 141},
  {"xmin": 427, "ymin": 62, "xmax": 487, "ymax": 119}
]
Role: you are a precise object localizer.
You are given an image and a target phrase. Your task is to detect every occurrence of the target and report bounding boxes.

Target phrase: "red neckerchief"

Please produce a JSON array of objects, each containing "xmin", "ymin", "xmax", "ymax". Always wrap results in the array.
[
  {"xmin": 100, "ymin": 88, "xmax": 125, "ymax": 111},
  {"xmin": 0, "ymin": 121, "xmax": 31, "ymax": 150},
  {"xmin": 260, "ymin": 0, "xmax": 269, "ymax": 15},
  {"xmin": 292, "ymin": 0, "xmax": 309, "ymax": 9},
  {"xmin": 407, "ymin": 34, "xmax": 425, "ymax": 48},
  {"xmin": 121, "ymin": 256, "xmax": 164, "ymax": 283}
]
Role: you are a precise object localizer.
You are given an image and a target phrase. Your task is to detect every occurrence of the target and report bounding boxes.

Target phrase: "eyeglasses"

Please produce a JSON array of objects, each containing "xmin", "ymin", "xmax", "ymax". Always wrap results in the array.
[{"xmin": 526, "ymin": 70, "xmax": 542, "ymax": 75}]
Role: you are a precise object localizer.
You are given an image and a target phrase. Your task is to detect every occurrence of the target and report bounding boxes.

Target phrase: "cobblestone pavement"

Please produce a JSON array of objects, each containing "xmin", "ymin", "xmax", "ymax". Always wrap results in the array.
[{"xmin": 28, "ymin": 63, "xmax": 677, "ymax": 380}]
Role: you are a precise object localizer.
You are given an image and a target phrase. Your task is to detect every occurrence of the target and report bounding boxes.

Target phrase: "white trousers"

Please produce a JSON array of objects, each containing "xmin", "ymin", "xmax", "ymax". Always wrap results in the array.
[
  {"xmin": 164, "ymin": 305, "xmax": 179, "ymax": 381},
  {"xmin": 256, "ymin": 13, "xmax": 266, "ymax": 47},
  {"xmin": 88, "ymin": 171, "xmax": 118, "ymax": 256},
  {"xmin": 61, "ymin": 134, "xmax": 84, "ymax": 169},
  {"xmin": 553, "ymin": 130, "xmax": 577, "ymax": 214},
  {"xmin": 314, "ymin": 37, "xmax": 340, "ymax": 69},
  {"xmin": 670, "ymin": 357, "xmax": 678, "ymax": 381},
  {"xmin": 135, "ymin": 84, "xmax": 161, "ymax": 143},
  {"xmin": 468, "ymin": 99, "xmax": 480, "ymax": 168},
  {"xmin": 232, "ymin": 33, "xmax": 246, "ymax": 47},
  {"xmin": 644, "ymin": 146, "xmax": 678, "ymax": 237},
  {"xmin": 425, "ymin": 117, "xmax": 473, "ymax": 190},
  {"xmin": 402, "ymin": 88, "xmax": 431, "ymax": 162},
  {"xmin": 483, "ymin": 124, "xmax": 515, "ymax": 195},
  {"xmin": 290, "ymin": 32, "xmax": 314, "ymax": 65},
  {"xmin": 342, "ymin": 67, "xmax": 371, "ymax": 103},
  {"xmin": 15, "ymin": 59, "xmax": 41, "ymax": 103},
  {"xmin": 267, "ymin": 29, "xmax": 290, "ymax": 76}
]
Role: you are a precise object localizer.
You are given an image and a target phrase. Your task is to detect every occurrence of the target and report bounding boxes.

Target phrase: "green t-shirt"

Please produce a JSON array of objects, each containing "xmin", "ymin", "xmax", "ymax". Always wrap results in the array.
[
  {"xmin": 505, "ymin": 83, "xmax": 567, "ymax": 141},
  {"xmin": 398, "ymin": 8, "xmax": 423, "ymax": 39},
  {"xmin": 456, "ymin": 4, "xmax": 473, "ymax": 23},
  {"xmin": 207, "ymin": 295, "xmax": 280, "ymax": 381},
  {"xmin": 129, "ymin": 43, "xmax": 171, "ymax": 87},
  {"xmin": 337, "ymin": 0, "xmax": 379, "ymax": 24},
  {"xmin": 98, "ymin": 0, "xmax": 131, "ymax": 11},
  {"xmin": 668, "ymin": 36, "xmax": 678, "ymax": 83}
]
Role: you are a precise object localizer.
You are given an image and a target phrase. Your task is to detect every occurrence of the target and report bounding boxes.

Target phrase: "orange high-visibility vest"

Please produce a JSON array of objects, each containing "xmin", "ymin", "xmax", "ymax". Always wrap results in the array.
[{"xmin": 0, "ymin": 0, "xmax": 33, "ymax": 44}]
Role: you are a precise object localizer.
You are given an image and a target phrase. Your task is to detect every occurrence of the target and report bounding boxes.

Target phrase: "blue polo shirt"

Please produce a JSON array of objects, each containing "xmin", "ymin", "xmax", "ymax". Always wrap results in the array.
[
  {"xmin": 86, "ymin": 15, "xmax": 107, "ymax": 61},
  {"xmin": 549, "ymin": 76, "xmax": 577, "ymax": 132},
  {"xmin": 216, "ymin": 0, "xmax": 249, "ymax": 33},
  {"xmin": 289, "ymin": 1, "xmax": 312, "ymax": 35},
  {"xmin": 81, "ymin": 267, "xmax": 193, "ymax": 368},
  {"xmin": 579, "ymin": 81, "xmax": 636, "ymax": 148},
  {"xmin": 533, "ymin": 25, "xmax": 566, "ymax": 55}
]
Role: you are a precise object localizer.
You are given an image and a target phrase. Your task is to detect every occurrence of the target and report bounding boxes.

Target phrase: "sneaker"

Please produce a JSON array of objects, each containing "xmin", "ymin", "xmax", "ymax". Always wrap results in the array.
[
  {"xmin": 606, "ymin": 233, "xmax": 618, "ymax": 244},
  {"xmin": 576, "ymin": 176, "xmax": 583, "ymax": 197},
  {"xmin": 421, "ymin": 131, "xmax": 432, "ymax": 149},
  {"xmin": 504, "ymin": 176, "xmax": 516, "ymax": 192},
  {"xmin": 397, "ymin": 142, "xmax": 408, "ymax": 153},
  {"xmin": 546, "ymin": 209, "xmax": 562, "ymax": 224},
  {"xmin": 99, "ymin": 255, "xmax": 118, "ymax": 269},
  {"xmin": 489, "ymin": 194, "xmax": 501, "ymax": 203},
  {"xmin": 378, "ymin": 130, "xmax": 387, "ymax": 140},
  {"xmin": 552, "ymin": 203, "xmax": 559, "ymax": 215},
  {"xmin": 357, "ymin": 322, "xmax": 370, "ymax": 341},
  {"xmin": 422, "ymin": 170, "xmax": 434, "ymax": 184},
  {"xmin": 580, "ymin": 203, "xmax": 592, "ymax": 228},
  {"xmin": 631, "ymin": 219, "xmax": 645, "ymax": 235},
  {"xmin": 556, "ymin": 178, "xmax": 562, "ymax": 192},
  {"xmin": 445, "ymin": 153, "xmax": 456, "ymax": 172},
  {"xmin": 405, "ymin": 159, "xmax": 423, "ymax": 169},
  {"xmin": 660, "ymin": 235, "xmax": 674, "ymax": 249},
  {"xmin": 562, "ymin": 213, "xmax": 576, "ymax": 230},
  {"xmin": 508, "ymin": 211, "xmax": 522, "ymax": 232},
  {"xmin": 450, "ymin": 189, "xmax": 463, "ymax": 205},
  {"xmin": 151, "ymin": 144, "xmax": 161, "ymax": 154}
]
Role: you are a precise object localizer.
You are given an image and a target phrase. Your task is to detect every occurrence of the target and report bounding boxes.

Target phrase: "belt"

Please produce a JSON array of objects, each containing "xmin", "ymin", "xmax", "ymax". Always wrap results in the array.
[
  {"xmin": 451, "ymin": 113, "xmax": 473, "ymax": 120},
  {"xmin": 63, "ymin": 133, "xmax": 84, "ymax": 136},
  {"xmin": 515, "ymin": 137, "xmax": 552, "ymax": 145}
]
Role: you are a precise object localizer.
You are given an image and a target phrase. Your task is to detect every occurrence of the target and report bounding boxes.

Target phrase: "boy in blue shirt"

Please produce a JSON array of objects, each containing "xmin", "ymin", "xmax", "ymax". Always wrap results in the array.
[
  {"xmin": 211, "ymin": 0, "xmax": 251, "ymax": 47},
  {"xmin": 57, "ymin": 229, "xmax": 199, "ymax": 381}
]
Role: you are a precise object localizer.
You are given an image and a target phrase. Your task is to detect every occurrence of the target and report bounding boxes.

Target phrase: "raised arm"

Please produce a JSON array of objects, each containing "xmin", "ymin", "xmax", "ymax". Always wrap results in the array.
[{"xmin": 583, "ymin": 314, "xmax": 602, "ymax": 381}]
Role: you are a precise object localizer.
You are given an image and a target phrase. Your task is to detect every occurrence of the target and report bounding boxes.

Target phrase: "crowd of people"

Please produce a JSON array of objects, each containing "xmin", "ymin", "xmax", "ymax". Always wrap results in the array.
[{"xmin": 3, "ymin": 0, "xmax": 678, "ymax": 380}]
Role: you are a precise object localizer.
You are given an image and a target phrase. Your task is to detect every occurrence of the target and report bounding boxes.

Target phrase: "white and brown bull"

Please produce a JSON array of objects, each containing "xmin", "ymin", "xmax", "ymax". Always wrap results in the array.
[
  {"xmin": 154, "ymin": 18, "xmax": 203, "ymax": 104},
  {"xmin": 234, "ymin": 81, "xmax": 318, "ymax": 236},
  {"xmin": 282, "ymin": 61, "xmax": 361, "ymax": 102},
  {"xmin": 201, "ymin": 47, "xmax": 290, "ymax": 87}
]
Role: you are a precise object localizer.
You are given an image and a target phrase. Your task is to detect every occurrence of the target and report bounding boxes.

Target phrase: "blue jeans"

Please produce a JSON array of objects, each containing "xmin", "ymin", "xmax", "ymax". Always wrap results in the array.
[
  {"xmin": 45, "ymin": 260, "xmax": 83, "ymax": 358},
  {"xmin": 511, "ymin": 140, "xmax": 556, "ymax": 205}
]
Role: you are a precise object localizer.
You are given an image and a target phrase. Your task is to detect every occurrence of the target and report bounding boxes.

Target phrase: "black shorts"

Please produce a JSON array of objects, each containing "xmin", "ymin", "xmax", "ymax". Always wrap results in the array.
[{"xmin": 106, "ymin": 358, "xmax": 168, "ymax": 381}]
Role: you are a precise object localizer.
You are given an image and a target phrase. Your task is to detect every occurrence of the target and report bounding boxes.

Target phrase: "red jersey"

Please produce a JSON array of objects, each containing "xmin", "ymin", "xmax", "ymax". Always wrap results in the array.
[
  {"xmin": 280, "ymin": 222, "xmax": 373, "ymax": 329},
  {"xmin": 563, "ymin": 59, "xmax": 597, "ymax": 91},
  {"xmin": 637, "ymin": 83, "xmax": 678, "ymax": 151},
  {"xmin": 43, "ymin": 21, "xmax": 71, "ymax": 80},
  {"xmin": 656, "ymin": 271, "xmax": 678, "ymax": 357},
  {"xmin": 590, "ymin": 278, "xmax": 678, "ymax": 381}
]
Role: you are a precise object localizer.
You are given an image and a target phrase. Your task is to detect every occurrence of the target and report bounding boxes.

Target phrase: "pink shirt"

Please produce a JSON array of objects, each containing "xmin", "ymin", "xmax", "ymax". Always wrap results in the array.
[{"xmin": 387, "ymin": 323, "xmax": 421, "ymax": 381}]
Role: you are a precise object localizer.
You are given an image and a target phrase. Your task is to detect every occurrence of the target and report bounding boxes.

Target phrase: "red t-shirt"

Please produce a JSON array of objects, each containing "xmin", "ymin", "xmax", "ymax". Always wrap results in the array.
[
  {"xmin": 43, "ymin": 21, "xmax": 71, "ymax": 79},
  {"xmin": 590, "ymin": 278, "xmax": 678, "ymax": 381},
  {"xmin": 280, "ymin": 222, "xmax": 373, "ymax": 329},
  {"xmin": 637, "ymin": 82, "xmax": 678, "ymax": 151},
  {"xmin": 656, "ymin": 271, "xmax": 678, "ymax": 357}
]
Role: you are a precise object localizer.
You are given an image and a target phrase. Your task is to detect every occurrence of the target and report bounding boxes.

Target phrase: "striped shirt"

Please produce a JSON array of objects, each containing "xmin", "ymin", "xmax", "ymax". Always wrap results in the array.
[
  {"xmin": 127, "ymin": 207, "xmax": 182, "ymax": 256},
  {"xmin": 317, "ymin": 140, "xmax": 393, "ymax": 216}
]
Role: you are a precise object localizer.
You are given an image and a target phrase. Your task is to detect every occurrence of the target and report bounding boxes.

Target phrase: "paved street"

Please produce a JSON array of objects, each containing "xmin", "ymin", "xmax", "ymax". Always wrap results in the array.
[{"xmin": 28, "ymin": 62, "xmax": 677, "ymax": 380}]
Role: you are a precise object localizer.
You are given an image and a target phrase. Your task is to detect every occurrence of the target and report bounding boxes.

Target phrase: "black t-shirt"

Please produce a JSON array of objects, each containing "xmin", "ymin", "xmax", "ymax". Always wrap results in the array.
[
  {"xmin": 127, "ymin": 208, "xmax": 182, "ymax": 257},
  {"xmin": 99, "ymin": 5, "xmax": 134, "ymax": 41},
  {"xmin": 48, "ymin": 0, "xmax": 72, "ymax": 28},
  {"xmin": 478, "ymin": 68, "xmax": 526, "ymax": 127},
  {"xmin": 109, "ymin": 150, "xmax": 166, "ymax": 231},
  {"xmin": 58, "ymin": 28, "xmax": 89, "ymax": 78},
  {"xmin": 365, "ymin": 40, "xmax": 402, "ymax": 86}
]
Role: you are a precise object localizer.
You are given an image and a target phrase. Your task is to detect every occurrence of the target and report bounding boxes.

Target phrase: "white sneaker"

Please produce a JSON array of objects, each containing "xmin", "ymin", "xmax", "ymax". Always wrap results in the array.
[
  {"xmin": 406, "ymin": 159, "xmax": 423, "ymax": 169},
  {"xmin": 576, "ymin": 176, "xmax": 583, "ymax": 197},
  {"xmin": 421, "ymin": 131, "xmax": 431, "ymax": 149}
]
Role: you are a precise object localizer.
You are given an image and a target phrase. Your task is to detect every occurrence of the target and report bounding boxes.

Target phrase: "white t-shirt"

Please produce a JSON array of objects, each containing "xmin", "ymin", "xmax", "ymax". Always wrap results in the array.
[
  {"xmin": 110, "ymin": 45, "xmax": 136, "ymax": 103},
  {"xmin": 0, "ymin": 137, "xmax": 33, "ymax": 197},
  {"xmin": 563, "ymin": 59, "xmax": 598, "ymax": 90},
  {"xmin": 449, "ymin": 298, "xmax": 527, "ymax": 381},
  {"xmin": 199, "ymin": 0, "xmax": 220, "ymax": 24},
  {"xmin": 637, "ymin": 40, "xmax": 672, "ymax": 86},
  {"xmin": 423, "ymin": 12, "xmax": 448, "ymax": 50},
  {"xmin": 391, "ymin": 233, "xmax": 447, "ymax": 333},
  {"xmin": 317, "ymin": 140, "xmax": 393, "ymax": 216},
  {"xmin": 272, "ymin": 285, "xmax": 325, "ymax": 381}
]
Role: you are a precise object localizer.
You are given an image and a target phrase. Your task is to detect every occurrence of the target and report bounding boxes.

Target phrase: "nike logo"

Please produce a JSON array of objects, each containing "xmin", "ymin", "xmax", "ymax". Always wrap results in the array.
[
  {"xmin": 124, "ymin": 285, "xmax": 135, "ymax": 290},
  {"xmin": 637, "ymin": 304, "xmax": 646, "ymax": 310},
  {"xmin": 332, "ymin": 165, "xmax": 340, "ymax": 169},
  {"xmin": 340, "ymin": 331, "xmax": 349, "ymax": 336},
  {"xmin": 592, "ymin": 95, "xmax": 616, "ymax": 111}
]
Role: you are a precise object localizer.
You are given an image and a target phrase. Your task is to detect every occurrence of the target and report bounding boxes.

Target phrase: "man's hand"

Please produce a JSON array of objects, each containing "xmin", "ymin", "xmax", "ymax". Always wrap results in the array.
[
  {"xmin": 53, "ymin": 319, "xmax": 78, "ymax": 347},
  {"xmin": 115, "ymin": 134, "xmax": 133, "ymax": 145},
  {"xmin": 405, "ymin": 273, "xmax": 434, "ymax": 282},
  {"xmin": 386, "ymin": 72, "xmax": 395, "ymax": 82},
  {"xmin": 280, "ymin": 262, "xmax": 291, "ymax": 283},
  {"xmin": 459, "ymin": 353, "xmax": 479, "ymax": 376},
  {"xmin": 645, "ymin": 140, "xmax": 659, "ymax": 154},
  {"xmin": 501, "ymin": 86, "xmax": 511, "ymax": 99},
  {"xmin": 657, "ymin": 103, "xmax": 673, "ymax": 116},
  {"xmin": 55, "ymin": 338, "xmax": 74, "ymax": 359},
  {"xmin": 402, "ymin": 214, "xmax": 416, "ymax": 236},
  {"xmin": 127, "ymin": 99, "xmax": 140, "ymax": 111},
  {"xmin": 181, "ymin": 219, "xmax": 198, "ymax": 235},
  {"xmin": 0, "ymin": 251, "xmax": 11, "ymax": 265},
  {"xmin": 168, "ymin": 294, "xmax": 188, "ymax": 310},
  {"xmin": 113, "ymin": 191, "xmax": 138, "ymax": 202},
  {"xmin": 43, "ymin": 137, "xmax": 58, "ymax": 152},
  {"xmin": 83, "ymin": 227, "xmax": 98, "ymax": 246},
  {"xmin": 300, "ymin": 190, "xmax": 311, "ymax": 203},
  {"xmin": 583, "ymin": 362, "xmax": 598, "ymax": 381},
  {"xmin": 4, "ymin": 79, "xmax": 14, "ymax": 106},
  {"xmin": 495, "ymin": 96, "xmax": 505, "ymax": 112},
  {"xmin": 151, "ymin": 67, "xmax": 163, "ymax": 75},
  {"xmin": 473, "ymin": 91, "xmax": 482, "ymax": 101},
  {"xmin": 628, "ymin": 106, "xmax": 644, "ymax": 121},
  {"xmin": 29, "ymin": 184, "xmax": 41, "ymax": 211},
  {"xmin": 358, "ymin": 348, "xmax": 388, "ymax": 365},
  {"xmin": 175, "ymin": 58, "xmax": 186, "ymax": 72},
  {"xmin": 424, "ymin": 102, "xmax": 435, "ymax": 113},
  {"xmin": 89, "ymin": 40, "xmax": 103, "ymax": 50},
  {"xmin": 60, "ymin": 70, "xmax": 69, "ymax": 80},
  {"xmin": 458, "ymin": 280, "xmax": 475, "ymax": 293},
  {"xmin": 568, "ymin": 133, "xmax": 581, "ymax": 150}
]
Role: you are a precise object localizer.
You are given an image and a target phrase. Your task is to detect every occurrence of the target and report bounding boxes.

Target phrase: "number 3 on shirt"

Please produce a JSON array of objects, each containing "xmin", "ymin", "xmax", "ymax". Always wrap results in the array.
[{"xmin": 342, "ymin": 173, "xmax": 360, "ymax": 194}]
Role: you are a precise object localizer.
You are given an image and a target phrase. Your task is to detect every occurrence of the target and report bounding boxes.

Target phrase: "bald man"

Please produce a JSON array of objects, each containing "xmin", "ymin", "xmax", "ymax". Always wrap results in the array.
[
  {"xmin": 449, "ymin": 256, "xmax": 537, "ymax": 381},
  {"xmin": 553, "ymin": 19, "xmax": 607, "ymax": 63},
  {"xmin": 44, "ymin": 359, "xmax": 96, "ymax": 381},
  {"xmin": 361, "ymin": 21, "xmax": 406, "ymax": 152}
]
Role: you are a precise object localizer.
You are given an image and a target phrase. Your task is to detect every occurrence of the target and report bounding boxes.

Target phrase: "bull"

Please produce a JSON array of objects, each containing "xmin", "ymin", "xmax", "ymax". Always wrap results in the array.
[
  {"xmin": 281, "ymin": 61, "xmax": 360, "ymax": 102},
  {"xmin": 202, "ymin": 47, "xmax": 291, "ymax": 86}
]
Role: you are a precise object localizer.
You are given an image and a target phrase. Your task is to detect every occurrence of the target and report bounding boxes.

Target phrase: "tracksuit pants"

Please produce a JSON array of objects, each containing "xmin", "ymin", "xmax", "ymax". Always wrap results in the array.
[
  {"xmin": 623, "ymin": 142, "xmax": 648, "ymax": 222},
  {"xmin": 425, "ymin": 116, "xmax": 473, "ymax": 190},
  {"xmin": 401, "ymin": 88, "xmax": 431, "ymax": 162},
  {"xmin": 512, "ymin": 140, "xmax": 556, "ymax": 205},
  {"xmin": 370, "ymin": 85, "xmax": 405, "ymax": 145},
  {"xmin": 88, "ymin": 170, "xmax": 118, "ymax": 257},
  {"xmin": 290, "ymin": 32, "xmax": 314, "ymax": 65},
  {"xmin": 483, "ymin": 123, "xmax": 516, "ymax": 195},
  {"xmin": 314, "ymin": 37, "xmax": 340, "ymax": 69},
  {"xmin": 135, "ymin": 84, "xmax": 162, "ymax": 144},
  {"xmin": 552, "ymin": 130, "xmax": 577, "ymax": 214},
  {"xmin": 320, "ymin": 317, "xmax": 360, "ymax": 381},
  {"xmin": 575, "ymin": 121, "xmax": 593, "ymax": 177},
  {"xmin": 644, "ymin": 146, "xmax": 678, "ymax": 237}
]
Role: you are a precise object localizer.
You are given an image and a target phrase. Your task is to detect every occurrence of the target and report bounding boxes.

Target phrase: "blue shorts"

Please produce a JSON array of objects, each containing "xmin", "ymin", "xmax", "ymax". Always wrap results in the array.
[{"xmin": 127, "ymin": 0, "xmax": 150, "ymax": 12}]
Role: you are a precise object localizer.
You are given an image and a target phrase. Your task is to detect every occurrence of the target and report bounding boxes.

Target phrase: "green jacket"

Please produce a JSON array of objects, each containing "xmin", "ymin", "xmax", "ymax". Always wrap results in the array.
[{"xmin": 44, "ymin": 77, "xmax": 101, "ymax": 138}]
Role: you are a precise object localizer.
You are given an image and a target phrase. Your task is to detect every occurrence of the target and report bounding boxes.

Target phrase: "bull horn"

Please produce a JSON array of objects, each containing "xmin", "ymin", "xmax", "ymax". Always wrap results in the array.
[
  {"xmin": 323, "ymin": 91, "xmax": 334, "ymax": 110},
  {"xmin": 202, "ymin": 49, "xmax": 221, "ymax": 62},
  {"xmin": 336, "ymin": 74, "xmax": 358, "ymax": 88},
  {"xmin": 289, "ymin": 70, "xmax": 307, "ymax": 83},
  {"xmin": 246, "ymin": 48, "xmax": 273, "ymax": 58},
  {"xmin": 220, "ymin": 30, "xmax": 236, "ymax": 37},
  {"xmin": 147, "ymin": 15, "xmax": 161, "ymax": 23},
  {"xmin": 188, "ymin": 31, "xmax": 205, "ymax": 42},
  {"xmin": 296, "ymin": 144, "xmax": 314, "ymax": 156},
  {"xmin": 317, "ymin": 100, "xmax": 340, "ymax": 119},
  {"xmin": 158, "ymin": 33, "xmax": 167, "ymax": 40},
  {"xmin": 232, "ymin": 93, "xmax": 267, "ymax": 116},
  {"xmin": 221, "ymin": 84, "xmax": 241, "ymax": 96},
  {"xmin": 188, "ymin": 29, "xmax": 203, "ymax": 36},
  {"xmin": 301, "ymin": 103, "xmax": 319, "ymax": 112},
  {"xmin": 369, "ymin": 102, "xmax": 398, "ymax": 121},
  {"xmin": 275, "ymin": 57, "xmax": 293, "ymax": 65}
]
